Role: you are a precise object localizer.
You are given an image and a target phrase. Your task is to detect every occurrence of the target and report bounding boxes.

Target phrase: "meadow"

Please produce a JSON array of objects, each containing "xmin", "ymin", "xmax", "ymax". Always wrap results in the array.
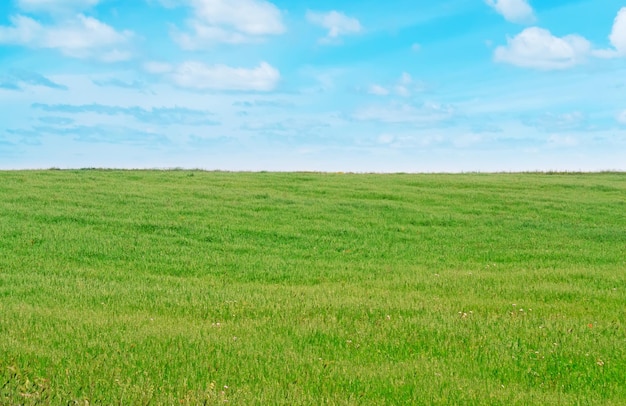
[{"xmin": 0, "ymin": 170, "xmax": 625, "ymax": 405}]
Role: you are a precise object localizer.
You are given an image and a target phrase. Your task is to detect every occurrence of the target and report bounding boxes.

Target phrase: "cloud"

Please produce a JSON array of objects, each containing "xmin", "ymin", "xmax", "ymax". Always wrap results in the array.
[
  {"xmin": 617, "ymin": 110, "xmax": 626, "ymax": 125},
  {"xmin": 4, "ymin": 128, "xmax": 43, "ymax": 146},
  {"xmin": 0, "ymin": 14, "xmax": 133, "ymax": 61},
  {"xmin": 16, "ymin": 0, "xmax": 100, "ymax": 13},
  {"xmin": 169, "ymin": 61, "xmax": 280, "ymax": 91},
  {"xmin": 61, "ymin": 125, "xmax": 171, "ymax": 146},
  {"xmin": 0, "ymin": 69, "xmax": 67, "ymax": 90},
  {"xmin": 92, "ymin": 78, "xmax": 147, "ymax": 90},
  {"xmin": 523, "ymin": 111, "xmax": 587, "ymax": 132},
  {"xmin": 486, "ymin": 0, "xmax": 535, "ymax": 24},
  {"xmin": 16, "ymin": 124, "xmax": 170, "ymax": 146},
  {"xmin": 306, "ymin": 10, "xmax": 362, "ymax": 44},
  {"xmin": 173, "ymin": 0, "xmax": 285, "ymax": 48},
  {"xmin": 32, "ymin": 103, "xmax": 220, "ymax": 126},
  {"xmin": 494, "ymin": 27, "xmax": 591, "ymax": 69},
  {"xmin": 38, "ymin": 116, "xmax": 75, "ymax": 125},
  {"xmin": 594, "ymin": 7, "xmax": 626, "ymax": 58},
  {"xmin": 368, "ymin": 73, "xmax": 425, "ymax": 97},
  {"xmin": 145, "ymin": 60, "xmax": 281, "ymax": 91},
  {"xmin": 395, "ymin": 72, "xmax": 414, "ymax": 97},
  {"xmin": 374, "ymin": 132, "xmax": 444, "ymax": 149},
  {"xmin": 240, "ymin": 117, "xmax": 331, "ymax": 140},
  {"xmin": 6, "ymin": 124, "xmax": 142, "ymax": 147},
  {"xmin": 353, "ymin": 101, "xmax": 455, "ymax": 125},
  {"xmin": 368, "ymin": 84, "xmax": 389, "ymax": 96},
  {"xmin": 232, "ymin": 99, "xmax": 293, "ymax": 108},
  {"xmin": 609, "ymin": 8, "xmax": 626, "ymax": 55}
]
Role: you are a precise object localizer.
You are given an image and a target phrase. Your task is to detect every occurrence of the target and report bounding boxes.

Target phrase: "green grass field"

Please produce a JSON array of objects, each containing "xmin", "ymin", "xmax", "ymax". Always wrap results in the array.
[{"xmin": 1, "ymin": 170, "xmax": 625, "ymax": 405}]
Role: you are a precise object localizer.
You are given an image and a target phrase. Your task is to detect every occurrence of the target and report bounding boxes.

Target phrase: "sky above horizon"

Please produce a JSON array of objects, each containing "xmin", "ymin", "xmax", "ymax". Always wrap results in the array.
[{"xmin": 1, "ymin": 0, "xmax": 625, "ymax": 172}]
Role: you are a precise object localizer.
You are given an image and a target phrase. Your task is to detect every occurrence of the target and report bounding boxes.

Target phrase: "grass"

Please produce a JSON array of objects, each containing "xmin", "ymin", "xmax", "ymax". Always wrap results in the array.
[{"xmin": 0, "ymin": 170, "xmax": 625, "ymax": 404}]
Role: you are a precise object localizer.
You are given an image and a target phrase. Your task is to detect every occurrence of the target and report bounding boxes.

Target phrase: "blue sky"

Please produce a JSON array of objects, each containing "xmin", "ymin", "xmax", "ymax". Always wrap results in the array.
[{"xmin": 1, "ymin": 0, "xmax": 625, "ymax": 171}]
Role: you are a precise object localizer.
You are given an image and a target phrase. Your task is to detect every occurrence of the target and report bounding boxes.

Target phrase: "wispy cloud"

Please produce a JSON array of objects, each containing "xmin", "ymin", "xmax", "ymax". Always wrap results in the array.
[
  {"xmin": 32, "ymin": 103, "xmax": 220, "ymax": 126},
  {"xmin": 617, "ymin": 110, "xmax": 626, "ymax": 125},
  {"xmin": 368, "ymin": 84, "xmax": 389, "ymax": 96},
  {"xmin": 92, "ymin": 78, "xmax": 147, "ymax": 90},
  {"xmin": 522, "ymin": 111, "xmax": 588, "ymax": 132},
  {"xmin": 240, "ymin": 117, "xmax": 331, "ymax": 140},
  {"xmin": 367, "ymin": 73, "xmax": 426, "ymax": 97},
  {"xmin": 156, "ymin": 61, "xmax": 281, "ymax": 92},
  {"xmin": 353, "ymin": 101, "xmax": 455, "ymax": 125},
  {"xmin": 16, "ymin": 0, "xmax": 100, "ymax": 13},
  {"xmin": 38, "ymin": 116, "xmax": 75, "ymax": 125},
  {"xmin": 172, "ymin": 0, "xmax": 285, "ymax": 48},
  {"xmin": 5, "ymin": 128, "xmax": 44, "ymax": 145},
  {"xmin": 0, "ymin": 70, "xmax": 67, "ymax": 90},
  {"xmin": 0, "ymin": 14, "xmax": 133, "ymax": 61},
  {"xmin": 26, "ymin": 124, "xmax": 171, "ymax": 146},
  {"xmin": 306, "ymin": 10, "xmax": 362, "ymax": 44},
  {"xmin": 494, "ymin": 27, "xmax": 591, "ymax": 70},
  {"xmin": 232, "ymin": 99, "xmax": 293, "ymax": 108},
  {"xmin": 486, "ymin": 0, "xmax": 535, "ymax": 24},
  {"xmin": 0, "ymin": 139, "xmax": 16, "ymax": 149}
]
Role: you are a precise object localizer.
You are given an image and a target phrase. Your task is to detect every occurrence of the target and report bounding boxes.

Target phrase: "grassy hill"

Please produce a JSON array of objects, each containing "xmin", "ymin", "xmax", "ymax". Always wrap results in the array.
[{"xmin": 1, "ymin": 170, "xmax": 625, "ymax": 404}]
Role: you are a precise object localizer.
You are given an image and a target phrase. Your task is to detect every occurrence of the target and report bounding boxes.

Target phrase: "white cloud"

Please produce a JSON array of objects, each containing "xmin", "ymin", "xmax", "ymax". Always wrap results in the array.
[
  {"xmin": 368, "ymin": 84, "xmax": 389, "ymax": 96},
  {"xmin": 411, "ymin": 43, "xmax": 421, "ymax": 52},
  {"xmin": 174, "ymin": 0, "xmax": 285, "ymax": 48},
  {"xmin": 368, "ymin": 73, "xmax": 425, "ymax": 97},
  {"xmin": 174, "ymin": 23, "xmax": 250, "ymax": 46},
  {"xmin": 0, "ymin": 14, "xmax": 132, "ymax": 61},
  {"xmin": 486, "ymin": 0, "xmax": 535, "ymax": 24},
  {"xmin": 374, "ymin": 132, "xmax": 444, "ymax": 149},
  {"xmin": 610, "ymin": 8, "xmax": 626, "ymax": 54},
  {"xmin": 17, "ymin": 0, "xmax": 99, "ymax": 13},
  {"xmin": 494, "ymin": 27, "xmax": 591, "ymax": 69},
  {"xmin": 524, "ymin": 111, "xmax": 587, "ymax": 132},
  {"xmin": 353, "ymin": 102, "xmax": 454, "ymax": 124},
  {"xmin": 593, "ymin": 7, "xmax": 626, "ymax": 58},
  {"xmin": 394, "ymin": 72, "xmax": 413, "ymax": 97},
  {"xmin": 169, "ymin": 61, "xmax": 280, "ymax": 91},
  {"xmin": 617, "ymin": 110, "xmax": 626, "ymax": 125},
  {"xmin": 192, "ymin": 0, "xmax": 284, "ymax": 35},
  {"xmin": 306, "ymin": 10, "xmax": 362, "ymax": 44}
]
